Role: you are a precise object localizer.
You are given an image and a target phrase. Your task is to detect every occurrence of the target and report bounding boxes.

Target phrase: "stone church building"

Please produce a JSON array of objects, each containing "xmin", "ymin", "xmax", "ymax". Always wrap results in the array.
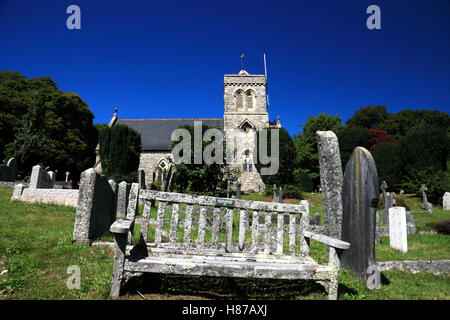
[{"xmin": 100, "ymin": 67, "xmax": 280, "ymax": 192}]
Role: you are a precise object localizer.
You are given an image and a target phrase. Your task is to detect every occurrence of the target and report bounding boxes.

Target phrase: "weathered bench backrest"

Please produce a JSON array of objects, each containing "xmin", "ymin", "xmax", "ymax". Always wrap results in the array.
[{"xmin": 132, "ymin": 189, "xmax": 310, "ymax": 256}]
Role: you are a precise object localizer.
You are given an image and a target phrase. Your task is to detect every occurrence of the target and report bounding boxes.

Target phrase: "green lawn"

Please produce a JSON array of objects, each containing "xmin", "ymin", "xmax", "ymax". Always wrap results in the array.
[{"xmin": 1, "ymin": 187, "xmax": 449, "ymax": 300}]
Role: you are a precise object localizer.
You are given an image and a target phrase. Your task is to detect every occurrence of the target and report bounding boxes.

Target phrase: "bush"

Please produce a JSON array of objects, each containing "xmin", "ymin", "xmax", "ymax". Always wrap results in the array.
[{"xmin": 427, "ymin": 219, "xmax": 450, "ymax": 235}]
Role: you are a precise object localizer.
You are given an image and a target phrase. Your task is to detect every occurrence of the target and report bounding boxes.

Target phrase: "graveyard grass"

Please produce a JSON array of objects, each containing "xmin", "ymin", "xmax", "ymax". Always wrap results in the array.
[{"xmin": 1, "ymin": 187, "xmax": 449, "ymax": 300}]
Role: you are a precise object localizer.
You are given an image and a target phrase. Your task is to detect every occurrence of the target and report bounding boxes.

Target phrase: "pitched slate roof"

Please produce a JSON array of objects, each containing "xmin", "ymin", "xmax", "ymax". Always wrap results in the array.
[{"xmin": 116, "ymin": 118, "xmax": 224, "ymax": 151}]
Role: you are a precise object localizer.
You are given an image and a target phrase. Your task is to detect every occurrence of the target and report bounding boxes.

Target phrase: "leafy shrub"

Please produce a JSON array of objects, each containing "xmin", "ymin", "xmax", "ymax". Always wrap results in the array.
[
  {"xmin": 427, "ymin": 219, "xmax": 450, "ymax": 235},
  {"xmin": 282, "ymin": 185, "xmax": 303, "ymax": 199}
]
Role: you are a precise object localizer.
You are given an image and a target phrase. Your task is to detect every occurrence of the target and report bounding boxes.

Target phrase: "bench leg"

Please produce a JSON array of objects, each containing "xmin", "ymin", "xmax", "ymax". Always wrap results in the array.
[
  {"xmin": 110, "ymin": 233, "xmax": 127, "ymax": 298},
  {"xmin": 326, "ymin": 247, "xmax": 343, "ymax": 300}
]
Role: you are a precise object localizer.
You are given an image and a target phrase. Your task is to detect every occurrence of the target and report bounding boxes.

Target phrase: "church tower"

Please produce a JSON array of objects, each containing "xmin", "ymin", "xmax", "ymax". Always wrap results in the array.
[{"xmin": 223, "ymin": 67, "xmax": 268, "ymax": 192}]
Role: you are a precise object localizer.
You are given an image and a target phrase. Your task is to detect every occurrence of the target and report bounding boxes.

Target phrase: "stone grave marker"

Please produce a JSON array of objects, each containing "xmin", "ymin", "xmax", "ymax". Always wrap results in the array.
[
  {"xmin": 316, "ymin": 130, "xmax": 344, "ymax": 239},
  {"xmin": 236, "ymin": 183, "xmax": 241, "ymax": 199},
  {"xmin": 420, "ymin": 184, "xmax": 433, "ymax": 213},
  {"xmin": 65, "ymin": 171, "xmax": 70, "ymax": 182},
  {"xmin": 389, "ymin": 206, "xmax": 408, "ymax": 253},
  {"xmin": 117, "ymin": 181, "xmax": 131, "ymax": 219},
  {"xmin": 443, "ymin": 192, "xmax": 450, "ymax": 211},
  {"xmin": 138, "ymin": 170, "xmax": 146, "ymax": 190},
  {"xmin": 341, "ymin": 147, "xmax": 379, "ymax": 284}
]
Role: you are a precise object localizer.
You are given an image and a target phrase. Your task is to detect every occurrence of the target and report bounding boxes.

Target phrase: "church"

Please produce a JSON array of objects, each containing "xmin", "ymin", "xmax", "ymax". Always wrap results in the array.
[{"xmin": 102, "ymin": 66, "xmax": 281, "ymax": 193}]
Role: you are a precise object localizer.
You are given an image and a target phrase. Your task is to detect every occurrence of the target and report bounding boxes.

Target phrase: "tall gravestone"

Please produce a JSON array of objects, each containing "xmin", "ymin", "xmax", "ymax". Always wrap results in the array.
[
  {"xmin": 316, "ymin": 131, "xmax": 344, "ymax": 239},
  {"xmin": 29, "ymin": 165, "xmax": 54, "ymax": 189},
  {"xmin": 138, "ymin": 170, "xmax": 146, "ymax": 190},
  {"xmin": 341, "ymin": 147, "xmax": 379, "ymax": 284},
  {"xmin": 236, "ymin": 183, "xmax": 241, "ymax": 199},
  {"xmin": 117, "ymin": 181, "xmax": 130, "ymax": 219},
  {"xmin": 444, "ymin": 192, "xmax": 450, "ymax": 211},
  {"xmin": 73, "ymin": 168, "xmax": 115, "ymax": 244},
  {"xmin": 389, "ymin": 206, "xmax": 408, "ymax": 253}
]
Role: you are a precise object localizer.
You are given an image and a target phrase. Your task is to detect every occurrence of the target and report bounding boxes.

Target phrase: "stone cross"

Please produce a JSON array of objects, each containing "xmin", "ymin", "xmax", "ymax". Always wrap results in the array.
[
  {"xmin": 420, "ymin": 184, "xmax": 433, "ymax": 212},
  {"xmin": 65, "ymin": 171, "xmax": 70, "ymax": 182}
]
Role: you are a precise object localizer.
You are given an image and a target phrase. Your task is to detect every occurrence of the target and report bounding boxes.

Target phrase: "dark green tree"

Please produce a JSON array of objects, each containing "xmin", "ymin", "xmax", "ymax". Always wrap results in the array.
[
  {"xmin": 336, "ymin": 126, "xmax": 370, "ymax": 168},
  {"xmin": 346, "ymin": 105, "xmax": 389, "ymax": 129},
  {"xmin": 0, "ymin": 71, "xmax": 98, "ymax": 181},
  {"xmin": 294, "ymin": 113, "xmax": 343, "ymax": 189},
  {"xmin": 371, "ymin": 142, "xmax": 401, "ymax": 189},
  {"xmin": 98, "ymin": 124, "xmax": 142, "ymax": 183}
]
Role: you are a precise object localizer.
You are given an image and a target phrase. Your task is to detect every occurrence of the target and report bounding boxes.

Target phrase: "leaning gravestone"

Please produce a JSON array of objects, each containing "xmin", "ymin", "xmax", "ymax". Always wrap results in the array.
[
  {"xmin": 316, "ymin": 131, "xmax": 344, "ymax": 239},
  {"xmin": 236, "ymin": 183, "xmax": 241, "ymax": 199},
  {"xmin": 389, "ymin": 206, "xmax": 408, "ymax": 253},
  {"xmin": 341, "ymin": 147, "xmax": 379, "ymax": 284},
  {"xmin": 73, "ymin": 168, "xmax": 116, "ymax": 244},
  {"xmin": 443, "ymin": 192, "xmax": 450, "ymax": 211},
  {"xmin": 420, "ymin": 184, "xmax": 433, "ymax": 213}
]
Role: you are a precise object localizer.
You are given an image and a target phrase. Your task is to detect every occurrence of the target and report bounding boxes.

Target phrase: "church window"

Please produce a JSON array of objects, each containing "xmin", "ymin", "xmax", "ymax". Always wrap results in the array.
[
  {"xmin": 246, "ymin": 90, "xmax": 255, "ymax": 110},
  {"xmin": 235, "ymin": 90, "xmax": 244, "ymax": 111}
]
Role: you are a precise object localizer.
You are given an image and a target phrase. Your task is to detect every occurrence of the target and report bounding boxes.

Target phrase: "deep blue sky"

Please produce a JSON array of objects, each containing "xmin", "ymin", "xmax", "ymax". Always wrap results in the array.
[{"xmin": 1, "ymin": 0, "xmax": 449, "ymax": 136}]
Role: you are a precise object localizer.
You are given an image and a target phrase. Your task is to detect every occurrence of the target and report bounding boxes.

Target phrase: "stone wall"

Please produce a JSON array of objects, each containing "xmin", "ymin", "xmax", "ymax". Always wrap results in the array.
[{"xmin": 13, "ymin": 187, "xmax": 79, "ymax": 207}]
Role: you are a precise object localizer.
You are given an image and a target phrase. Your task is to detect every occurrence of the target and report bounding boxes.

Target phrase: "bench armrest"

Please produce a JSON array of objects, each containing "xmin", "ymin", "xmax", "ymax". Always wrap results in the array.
[
  {"xmin": 110, "ymin": 219, "xmax": 133, "ymax": 234},
  {"xmin": 304, "ymin": 231, "xmax": 350, "ymax": 250}
]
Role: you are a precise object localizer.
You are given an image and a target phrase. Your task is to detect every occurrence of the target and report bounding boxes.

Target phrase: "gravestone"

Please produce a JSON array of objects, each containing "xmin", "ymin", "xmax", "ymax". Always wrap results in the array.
[
  {"xmin": 227, "ymin": 180, "xmax": 231, "ymax": 198},
  {"xmin": 406, "ymin": 212, "xmax": 416, "ymax": 235},
  {"xmin": 310, "ymin": 213, "xmax": 321, "ymax": 225},
  {"xmin": 278, "ymin": 187, "xmax": 283, "ymax": 203},
  {"xmin": 272, "ymin": 184, "xmax": 277, "ymax": 202},
  {"xmin": 109, "ymin": 180, "xmax": 118, "ymax": 221},
  {"xmin": 29, "ymin": 165, "xmax": 55, "ymax": 189},
  {"xmin": 443, "ymin": 192, "xmax": 450, "ymax": 211},
  {"xmin": 138, "ymin": 170, "xmax": 146, "ymax": 190},
  {"xmin": 117, "ymin": 181, "xmax": 131, "ymax": 219},
  {"xmin": 341, "ymin": 147, "xmax": 379, "ymax": 284},
  {"xmin": 236, "ymin": 183, "xmax": 241, "ymax": 199},
  {"xmin": 389, "ymin": 207, "xmax": 408, "ymax": 253},
  {"xmin": 316, "ymin": 131, "xmax": 344, "ymax": 239},
  {"xmin": 11, "ymin": 184, "xmax": 25, "ymax": 199},
  {"xmin": 7, "ymin": 158, "xmax": 16, "ymax": 181},
  {"xmin": 73, "ymin": 168, "xmax": 115, "ymax": 244},
  {"xmin": 420, "ymin": 184, "xmax": 433, "ymax": 212},
  {"xmin": 381, "ymin": 191, "xmax": 395, "ymax": 225},
  {"xmin": 65, "ymin": 171, "xmax": 70, "ymax": 182}
]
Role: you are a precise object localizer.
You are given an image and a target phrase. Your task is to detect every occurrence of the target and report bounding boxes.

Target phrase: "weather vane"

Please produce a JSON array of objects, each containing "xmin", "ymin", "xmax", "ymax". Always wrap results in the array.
[{"xmin": 241, "ymin": 53, "xmax": 245, "ymax": 70}]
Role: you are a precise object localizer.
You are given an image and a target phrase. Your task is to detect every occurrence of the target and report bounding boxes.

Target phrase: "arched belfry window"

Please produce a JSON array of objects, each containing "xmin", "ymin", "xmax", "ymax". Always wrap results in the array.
[
  {"xmin": 235, "ymin": 90, "xmax": 244, "ymax": 111},
  {"xmin": 246, "ymin": 90, "xmax": 255, "ymax": 110}
]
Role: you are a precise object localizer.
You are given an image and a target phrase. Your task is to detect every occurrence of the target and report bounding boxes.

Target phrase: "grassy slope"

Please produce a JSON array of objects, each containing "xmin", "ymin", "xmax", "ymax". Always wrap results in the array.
[{"xmin": 1, "ymin": 187, "xmax": 449, "ymax": 300}]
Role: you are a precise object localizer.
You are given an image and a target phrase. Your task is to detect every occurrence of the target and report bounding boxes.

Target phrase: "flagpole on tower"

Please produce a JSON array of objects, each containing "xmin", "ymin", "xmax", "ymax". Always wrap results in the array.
[{"xmin": 264, "ymin": 52, "xmax": 270, "ymax": 109}]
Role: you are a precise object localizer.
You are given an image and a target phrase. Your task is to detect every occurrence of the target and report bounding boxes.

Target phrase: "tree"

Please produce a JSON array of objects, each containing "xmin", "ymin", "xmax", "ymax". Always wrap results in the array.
[
  {"xmin": 170, "ymin": 124, "xmax": 239, "ymax": 196},
  {"xmin": 0, "ymin": 71, "xmax": 98, "ymax": 181},
  {"xmin": 346, "ymin": 105, "xmax": 389, "ymax": 129},
  {"xmin": 336, "ymin": 126, "xmax": 370, "ymax": 169},
  {"xmin": 98, "ymin": 124, "xmax": 142, "ymax": 183},
  {"xmin": 368, "ymin": 129, "xmax": 396, "ymax": 150},
  {"xmin": 371, "ymin": 142, "xmax": 401, "ymax": 189},
  {"xmin": 377, "ymin": 109, "xmax": 450, "ymax": 140},
  {"xmin": 294, "ymin": 113, "xmax": 343, "ymax": 188}
]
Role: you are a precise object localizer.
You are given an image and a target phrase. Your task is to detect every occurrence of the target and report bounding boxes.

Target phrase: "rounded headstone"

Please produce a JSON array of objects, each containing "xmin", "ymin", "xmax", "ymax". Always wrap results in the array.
[{"xmin": 341, "ymin": 147, "xmax": 379, "ymax": 282}]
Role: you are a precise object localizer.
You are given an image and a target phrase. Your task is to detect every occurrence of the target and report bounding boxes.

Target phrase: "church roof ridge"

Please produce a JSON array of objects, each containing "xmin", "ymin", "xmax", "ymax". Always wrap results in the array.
[{"xmin": 118, "ymin": 117, "xmax": 223, "ymax": 121}]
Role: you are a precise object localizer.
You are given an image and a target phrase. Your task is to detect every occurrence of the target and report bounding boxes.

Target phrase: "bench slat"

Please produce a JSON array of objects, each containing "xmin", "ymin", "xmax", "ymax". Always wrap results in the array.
[
  {"xmin": 154, "ymin": 201, "xmax": 167, "ymax": 244},
  {"xmin": 225, "ymin": 208, "xmax": 233, "ymax": 252},
  {"xmin": 276, "ymin": 213, "xmax": 284, "ymax": 254},
  {"xmin": 140, "ymin": 199, "xmax": 153, "ymax": 243},
  {"xmin": 169, "ymin": 203, "xmax": 179, "ymax": 244},
  {"xmin": 238, "ymin": 209, "xmax": 248, "ymax": 251},
  {"xmin": 264, "ymin": 212, "xmax": 271, "ymax": 254},
  {"xmin": 197, "ymin": 206, "xmax": 207, "ymax": 249},
  {"xmin": 289, "ymin": 214, "xmax": 296, "ymax": 255},
  {"xmin": 183, "ymin": 205, "xmax": 193, "ymax": 244},
  {"xmin": 211, "ymin": 207, "xmax": 222, "ymax": 247},
  {"xmin": 139, "ymin": 190, "xmax": 308, "ymax": 214},
  {"xmin": 251, "ymin": 210, "xmax": 259, "ymax": 251}
]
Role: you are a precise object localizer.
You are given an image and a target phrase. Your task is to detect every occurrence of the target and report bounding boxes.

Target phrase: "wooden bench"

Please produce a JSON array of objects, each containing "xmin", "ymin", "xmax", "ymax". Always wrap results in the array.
[{"xmin": 109, "ymin": 188, "xmax": 350, "ymax": 299}]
